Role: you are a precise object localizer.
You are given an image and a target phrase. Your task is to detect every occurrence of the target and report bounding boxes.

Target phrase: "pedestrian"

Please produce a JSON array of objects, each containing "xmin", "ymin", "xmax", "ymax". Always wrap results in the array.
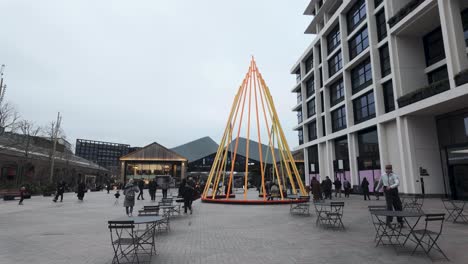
[
  {"xmin": 181, "ymin": 178, "xmax": 195, "ymax": 214},
  {"xmin": 343, "ymin": 178, "xmax": 351, "ymax": 198},
  {"xmin": 77, "ymin": 181, "xmax": 86, "ymax": 201},
  {"xmin": 161, "ymin": 179, "xmax": 169, "ymax": 199},
  {"xmin": 376, "ymin": 164, "xmax": 404, "ymax": 227},
  {"xmin": 106, "ymin": 181, "xmax": 112, "ymax": 194},
  {"xmin": 18, "ymin": 186, "xmax": 26, "ymax": 205},
  {"xmin": 361, "ymin": 177, "xmax": 371, "ymax": 200},
  {"xmin": 310, "ymin": 177, "xmax": 321, "ymax": 201},
  {"xmin": 136, "ymin": 180, "xmax": 145, "ymax": 200},
  {"xmin": 123, "ymin": 179, "xmax": 139, "ymax": 216},
  {"xmin": 53, "ymin": 181, "xmax": 66, "ymax": 202},
  {"xmin": 149, "ymin": 178, "xmax": 157, "ymax": 201},
  {"xmin": 333, "ymin": 177, "xmax": 342, "ymax": 198},
  {"xmin": 324, "ymin": 176, "xmax": 333, "ymax": 199}
]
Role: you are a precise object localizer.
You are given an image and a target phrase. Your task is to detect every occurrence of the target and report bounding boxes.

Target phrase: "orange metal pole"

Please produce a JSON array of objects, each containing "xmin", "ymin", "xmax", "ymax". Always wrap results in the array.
[{"xmin": 244, "ymin": 59, "xmax": 253, "ymax": 199}]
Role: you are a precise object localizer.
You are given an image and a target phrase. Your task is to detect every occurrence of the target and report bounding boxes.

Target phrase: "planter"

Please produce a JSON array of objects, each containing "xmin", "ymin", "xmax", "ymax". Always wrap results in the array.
[
  {"xmin": 388, "ymin": 0, "xmax": 425, "ymax": 28},
  {"xmin": 455, "ymin": 70, "xmax": 468, "ymax": 86},
  {"xmin": 397, "ymin": 79, "xmax": 449, "ymax": 108}
]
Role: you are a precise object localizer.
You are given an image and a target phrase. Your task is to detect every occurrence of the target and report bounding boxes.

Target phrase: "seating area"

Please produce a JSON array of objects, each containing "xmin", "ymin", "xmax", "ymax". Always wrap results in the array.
[{"xmin": 441, "ymin": 199, "xmax": 468, "ymax": 223}]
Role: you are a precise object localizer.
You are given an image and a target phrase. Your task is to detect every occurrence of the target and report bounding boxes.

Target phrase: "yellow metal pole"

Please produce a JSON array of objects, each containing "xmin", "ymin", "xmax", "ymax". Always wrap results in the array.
[{"xmin": 244, "ymin": 59, "xmax": 253, "ymax": 199}]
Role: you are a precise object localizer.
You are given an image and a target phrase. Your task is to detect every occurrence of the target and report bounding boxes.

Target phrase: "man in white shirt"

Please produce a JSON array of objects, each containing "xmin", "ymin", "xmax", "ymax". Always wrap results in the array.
[{"xmin": 375, "ymin": 164, "xmax": 403, "ymax": 226}]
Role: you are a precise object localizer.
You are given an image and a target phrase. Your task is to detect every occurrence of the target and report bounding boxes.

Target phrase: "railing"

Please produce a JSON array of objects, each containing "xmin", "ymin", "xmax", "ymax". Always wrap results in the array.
[
  {"xmin": 396, "ymin": 79, "xmax": 450, "ymax": 108},
  {"xmin": 388, "ymin": 0, "xmax": 425, "ymax": 28}
]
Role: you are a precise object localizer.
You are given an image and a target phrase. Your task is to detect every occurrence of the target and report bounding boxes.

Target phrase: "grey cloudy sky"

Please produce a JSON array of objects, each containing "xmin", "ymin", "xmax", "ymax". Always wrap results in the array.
[{"xmin": 0, "ymin": 0, "xmax": 312, "ymax": 149}]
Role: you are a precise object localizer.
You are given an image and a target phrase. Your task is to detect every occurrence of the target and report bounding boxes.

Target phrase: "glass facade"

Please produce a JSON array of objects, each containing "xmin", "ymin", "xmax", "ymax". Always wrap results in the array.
[
  {"xmin": 351, "ymin": 57, "xmax": 373, "ymax": 93},
  {"xmin": 75, "ymin": 139, "xmax": 131, "ymax": 169},
  {"xmin": 379, "ymin": 44, "xmax": 391, "ymax": 77},
  {"xmin": 306, "ymin": 78, "xmax": 315, "ymax": 98},
  {"xmin": 347, "ymin": 0, "xmax": 366, "ymax": 33},
  {"xmin": 357, "ymin": 127, "xmax": 380, "ymax": 191},
  {"xmin": 297, "ymin": 111, "xmax": 303, "ymax": 124},
  {"xmin": 382, "ymin": 80, "xmax": 395, "ymax": 113},
  {"xmin": 332, "ymin": 106, "xmax": 347, "ymax": 132},
  {"xmin": 330, "ymin": 78, "xmax": 344, "ymax": 106},
  {"xmin": 353, "ymin": 91, "xmax": 376, "ymax": 124},
  {"xmin": 349, "ymin": 27, "xmax": 369, "ymax": 60},
  {"xmin": 305, "ymin": 55, "xmax": 314, "ymax": 73},
  {"xmin": 307, "ymin": 99, "xmax": 316, "ymax": 118},
  {"xmin": 376, "ymin": 9, "xmax": 387, "ymax": 42},
  {"xmin": 462, "ymin": 8, "xmax": 468, "ymax": 46},
  {"xmin": 328, "ymin": 51, "xmax": 343, "ymax": 77},
  {"xmin": 333, "ymin": 136, "xmax": 351, "ymax": 182},
  {"xmin": 298, "ymin": 129, "xmax": 304, "ymax": 145},
  {"xmin": 327, "ymin": 25, "xmax": 341, "ymax": 54},
  {"xmin": 307, "ymin": 145, "xmax": 320, "ymax": 179},
  {"xmin": 308, "ymin": 120, "xmax": 317, "ymax": 141},
  {"xmin": 423, "ymin": 27, "xmax": 446, "ymax": 66}
]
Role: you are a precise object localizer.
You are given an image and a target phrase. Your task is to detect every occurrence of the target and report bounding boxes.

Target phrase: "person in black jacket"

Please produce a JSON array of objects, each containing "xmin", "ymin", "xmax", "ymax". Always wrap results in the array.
[
  {"xmin": 361, "ymin": 177, "xmax": 371, "ymax": 200},
  {"xmin": 53, "ymin": 181, "xmax": 66, "ymax": 202},
  {"xmin": 323, "ymin": 176, "xmax": 333, "ymax": 199},
  {"xmin": 77, "ymin": 181, "xmax": 86, "ymax": 201},
  {"xmin": 137, "ymin": 180, "xmax": 145, "ymax": 200},
  {"xmin": 148, "ymin": 178, "xmax": 157, "ymax": 201},
  {"xmin": 333, "ymin": 178, "xmax": 342, "ymax": 198},
  {"xmin": 181, "ymin": 179, "xmax": 195, "ymax": 214}
]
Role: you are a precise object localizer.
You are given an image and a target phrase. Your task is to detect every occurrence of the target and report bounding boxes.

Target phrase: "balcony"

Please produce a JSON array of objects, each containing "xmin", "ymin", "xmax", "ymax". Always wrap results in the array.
[
  {"xmin": 455, "ymin": 69, "xmax": 468, "ymax": 87},
  {"xmin": 397, "ymin": 79, "xmax": 450, "ymax": 108},
  {"xmin": 388, "ymin": 0, "xmax": 425, "ymax": 28}
]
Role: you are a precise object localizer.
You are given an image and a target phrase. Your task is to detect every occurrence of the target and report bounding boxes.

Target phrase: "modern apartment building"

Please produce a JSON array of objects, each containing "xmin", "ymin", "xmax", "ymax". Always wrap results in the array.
[{"xmin": 291, "ymin": 0, "xmax": 468, "ymax": 199}]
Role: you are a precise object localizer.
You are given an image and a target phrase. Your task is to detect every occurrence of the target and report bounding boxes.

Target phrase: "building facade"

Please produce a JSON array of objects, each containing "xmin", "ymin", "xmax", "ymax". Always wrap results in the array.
[{"xmin": 291, "ymin": 0, "xmax": 468, "ymax": 199}]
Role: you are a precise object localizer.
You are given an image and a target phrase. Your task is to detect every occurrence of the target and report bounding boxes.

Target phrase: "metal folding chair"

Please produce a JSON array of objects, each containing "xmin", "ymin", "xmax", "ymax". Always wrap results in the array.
[
  {"xmin": 313, "ymin": 201, "xmax": 329, "ymax": 226},
  {"xmin": 403, "ymin": 195, "xmax": 424, "ymax": 212},
  {"xmin": 442, "ymin": 199, "xmax": 467, "ymax": 223},
  {"xmin": 411, "ymin": 213, "xmax": 449, "ymax": 260},
  {"xmin": 368, "ymin": 206, "xmax": 387, "ymax": 243},
  {"xmin": 290, "ymin": 196, "xmax": 310, "ymax": 216},
  {"xmin": 326, "ymin": 202, "xmax": 345, "ymax": 229},
  {"xmin": 108, "ymin": 220, "xmax": 139, "ymax": 264}
]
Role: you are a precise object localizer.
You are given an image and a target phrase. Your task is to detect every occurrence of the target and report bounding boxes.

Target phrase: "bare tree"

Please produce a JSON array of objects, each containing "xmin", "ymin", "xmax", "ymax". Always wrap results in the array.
[
  {"xmin": 18, "ymin": 120, "xmax": 41, "ymax": 157},
  {"xmin": 0, "ymin": 101, "xmax": 20, "ymax": 133}
]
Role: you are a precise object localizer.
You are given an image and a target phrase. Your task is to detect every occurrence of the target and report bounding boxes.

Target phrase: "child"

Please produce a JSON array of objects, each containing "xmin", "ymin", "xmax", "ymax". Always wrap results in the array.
[{"xmin": 18, "ymin": 186, "xmax": 26, "ymax": 205}]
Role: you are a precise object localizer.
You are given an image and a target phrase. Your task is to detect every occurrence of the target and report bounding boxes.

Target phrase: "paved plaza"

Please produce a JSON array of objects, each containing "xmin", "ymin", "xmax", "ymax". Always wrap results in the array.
[{"xmin": 0, "ymin": 190, "xmax": 467, "ymax": 264}]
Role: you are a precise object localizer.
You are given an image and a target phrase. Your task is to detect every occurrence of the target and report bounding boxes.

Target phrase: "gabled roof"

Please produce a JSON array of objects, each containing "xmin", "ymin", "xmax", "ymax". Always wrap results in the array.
[
  {"xmin": 120, "ymin": 142, "xmax": 187, "ymax": 161},
  {"xmin": 171, "ymin": 136, "xmax": 219, "ymax": 162},
  {"xmin": 229, "ymin": 137, "xmax": 280, "ymax": 164}
]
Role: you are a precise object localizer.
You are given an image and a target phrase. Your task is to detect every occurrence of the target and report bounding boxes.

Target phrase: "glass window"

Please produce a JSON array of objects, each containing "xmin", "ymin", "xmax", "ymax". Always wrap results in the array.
[
  {"xmin": 347, "ymin": 0, "xmax": 366, "ymax": 33},
  {"xmin": 332, "ymin": 106, "xmax": 347, "ymax": 132},
  {"xmin": 306, "ymin": 78, "xmax": 315, "ymax": 98},
  {"xmin": 322, "ymin": 116, "xmax": 326, "ymax": 136},
  {"xmin": 327, "ymin": 25, "xmax": 341, "ymax": 54},
  {"xmin": 308, "ymin": 145, "xmax": 319, "ymax": 173},
  {"xmin": 308, "ymin": 120, "xmax": 317, "ymax": 141},
  {"xmin": 295, "ymin": 69, "xmax": 301, "ymax": 83},
  {"xmin": 298, "ymin": 111, "xmax": 303, "ymax": 124},
  {"xmin": 305, "ymin": 55, "xmax": 314, "ymax": 73},
  {"xmin": 334, "ymin": 136, "xmax": 349, "ymax": 160},
  {"xmin": 376, "ymin": 9, "xmax": 387, "ymax": 42},
  {"xmin": 358, "ymin": 127, "xmax": 379, "ymax": 157},
  {"xmin": 330, "ymin": 78, "xmax": 344, "ymax": 106},
  {"xmin": 307, "ymin": 99, "xmax": 316, "ymax": 118},
  {"xmin": 423, "ymin": 27, "xmax": 446, "ymax": 66},
  {"xmin": 462, "ymin": 8, "xmax": 468, "ymax": 46},
  {"xmin": 319, "ymin": 68, "xmax": 323, "ymax": 87},
  {"xmin": 297, "ymin": 92, "xmax": 302, "ymax": 104},
  {"xmin": 428, "ymin": 66, "xmax": 448, "ymax": 84},
  {"xmin": 374, "ymin": 0, "xmax": 384, "ymax": 8},
  {"xmin": 379, "ymin": 44, "xmax": 391, "ymax": 77},
  {"xmin": 382, "ymin": 80, "xmax": 395, "ymax": 113},
  {"xmin": 298, "ymin": 129, "xmax": 304, "ymax": 145},
  {"xmin": 351, "ymin": 57, "xmax": 373, "ymax": 93},
  {"xmin": 320, "ymin": 91, "xmax": 324, "ymax": 112},
  {"xmin": 349, "ymin": 27, "xmax": 369, "ymax": 60},
  {"xmin": 318, "ymin": 44, "xmax": 322, "ymax": 64},
  {"xmin": 353, "ymin": 91, "xmax": 376, "ymax": 123},
  {"xmin": 328, "ymin": 51, "xmax": 343, "ymax": 77}
]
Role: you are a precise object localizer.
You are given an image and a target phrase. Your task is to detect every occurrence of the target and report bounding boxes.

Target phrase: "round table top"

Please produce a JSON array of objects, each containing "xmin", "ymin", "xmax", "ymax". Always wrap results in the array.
[
  {"xmin": 112, "ymin": 215, "xmax": 163, "ymax": 224},
  {"xmin": 370, "ymin": 210, "xmax": 424, "ymax": 217}
]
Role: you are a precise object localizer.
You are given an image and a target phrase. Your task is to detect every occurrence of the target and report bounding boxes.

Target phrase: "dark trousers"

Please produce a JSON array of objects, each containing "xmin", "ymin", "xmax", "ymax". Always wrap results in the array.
[
  {"xmin": 384, "ymin": 188, "xmax": 403, "ymax": 223},
  {"xmin": 54, "ymin": 192, "xmax": 63, "ymax": 202},
  {"xmin": 184, "ymin": 199, "xmax": 192, "ymax": 213},
  {"xmin": 344, "ymin": 188, "xmax": 350, "ymax": 197},
  {"xmin": 363, "ymin": 190, "xmax": 371, "ymax": 200},
  {"xmin": 18, "ymin": 194, "xmax": 24, "ymax": 204},
  {"xmin": 335, "ymin": 189, "xmax": 342, "ymax": 197},
  {"xmin": 162, "ymin": 189, "xmax": 168, "ymax": 198},
  {"xmin": 137, "ymin": 189, "xmax": 144, "ymax": 200},
  {"xmin": 149, "ymin": 190, "xmax": 156, "ymax": 201}
]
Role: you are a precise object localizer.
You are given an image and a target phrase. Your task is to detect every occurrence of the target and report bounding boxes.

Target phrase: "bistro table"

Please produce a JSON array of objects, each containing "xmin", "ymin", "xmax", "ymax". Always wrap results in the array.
[
  {"xmin": 370, "ymin": 210, "xmax": 424, "ymax": 253},
  {"xmin": 159, "ymin": 205, "xmax": 177, "ymax": 217}
]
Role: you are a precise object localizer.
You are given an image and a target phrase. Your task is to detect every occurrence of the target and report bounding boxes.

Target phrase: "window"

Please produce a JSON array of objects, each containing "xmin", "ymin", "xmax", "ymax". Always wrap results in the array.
[
  {"xmin": 358, "ymin": 127, "xmax": 379, "ymax": 157},
  {"xmin": 306, "ymin": 78, "xmax": 315, "ymax": 98},
  {"xmin": 379, "ymin": 44, "xmax": 391, "ymax": 77},
  {"xmin": 319, "ymin": 68, "xmax": 323, "ymax": 88},
  {"xmin": 351, "ymin": 58, "xmax": 372, "ymax": 93},
  {"xmin": 295, "ymin": 69, "xmax": 301, "ymax": 83},
  {"xmin": 307, "ymin": 99, "xmax": 316, "ymax": 118},
  {"xmin": 330, "ymin": 79, "xmax": 344, "ymax": 106},
  {"xmin": 322, "ymin": 116, "xmax": 326, "ymax": 136},
  {"xmin": 462, "ymin": 8, "xmax": 468, "ymax": 46},
  {"xmin": 374, "ymin": 0, "xmax": 384, "ymax": 8},
  {"xmin": 423, "ymin": 27, "xmax": 446, "ymax": 66},
  {"xmin": 328, "ymin": 51, "xmax": 343, "ymax": 76},
  {"xmin": 320, "ymin": 91, "xmax": 324, "ymax": 112},
  {"xmin": 308, "ymin": 145, "xmax": 319, "ymax": 173},
  {"xmin": 327, "ymin": 25, "xmax": 341, "ymax": 54},
  {"xmin": 298, "ymin": 111, "xmax": 303, "ymax": 124},
  {"xmin": 308, "ymin": 121, "xmax": 317, "ymax": 141},
  {"xmin": 332, "ymin": 106, "xmax": 347, "ymax": 132},
  {"xmin": 347, "ymin": 0, "xmax": 366, "ymax": 33},
  {"xmin": 297, "ymin": 92, "xmax": 302, "ymax": 104},
  {"xmin": 305, "ymin": 55, "xmax": 314, "ymax": 73},
  {"xmin": 465, "ymin": 117, "xmax": 468, "ymax": 137},
  {"xmin": 353, "ymin": 91, "xmax": 375, "ymax": 123},
  {"xmin": 382, "ymin": 80, "xmax": 395, "ymax": 113},
  {"xmin": 317, "ymin": 44, "xmax": 322, "ymax": 64},
  {"xmin": 376, "ymin": 10, "xmax": 387, "ymax": 42},
  {"xmin": 298, "ymin": 129, "xmax": 304, "ymax": 145},
  {"xmin": 428, "ymin": 66, "xmax": 448, "ymax": 84},
  {"xmin": 349, "ymin": 27, "xmax": 369, "ymax": 60}
]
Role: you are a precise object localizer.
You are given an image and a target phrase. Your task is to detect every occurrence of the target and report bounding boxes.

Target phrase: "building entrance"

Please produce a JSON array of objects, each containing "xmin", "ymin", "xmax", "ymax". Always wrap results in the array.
[{"xmin": 447, "ymin": 144, "xmax": 468, "ymax": 200}]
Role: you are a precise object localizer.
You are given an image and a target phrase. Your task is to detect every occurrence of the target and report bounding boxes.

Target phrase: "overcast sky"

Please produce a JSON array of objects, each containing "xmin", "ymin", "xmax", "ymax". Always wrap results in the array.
[{"xmin": 0, "ymin": 0, "xmax": 313, "ymax": 150}]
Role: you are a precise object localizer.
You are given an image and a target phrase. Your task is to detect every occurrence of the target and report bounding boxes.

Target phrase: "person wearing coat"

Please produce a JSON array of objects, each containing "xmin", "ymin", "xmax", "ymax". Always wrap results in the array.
[
  {"xmin": 310, "ymin": 177, "xmax": 322, "ymax": 201},
  {"xmin": 333, "ymin": 178, "xmax": 342, "ymax": 198},
  {"xmin": 53, "ymin": 181, "xmax": 66, "ymax": 203},
  {"xmin": 77, "ymin": 182, "xmax": 86, "ymax": 201},
  {"xmin": 123, "ymin": 179, "xmax": 139, "ymax": 216},
  {"xmin": 361, "ymin": 177, "xmax": 371, "ymax": 200},
  {"xmin": 181, "ymin": 179, "xmax": 195, "ymax": 214},
  {"xmin": 323, "ymin": 176, "xmax": 333, "ymax": 199},
  {"xmin": 148, "ymin": 178, "xmax": 157, "ymax": 201}
]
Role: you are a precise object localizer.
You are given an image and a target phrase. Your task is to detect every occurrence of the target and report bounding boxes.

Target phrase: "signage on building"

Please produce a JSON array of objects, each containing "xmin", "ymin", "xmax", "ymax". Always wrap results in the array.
[
  {"xmin": 310, "ymin": 163, "xmax": 315, "ymax": 172},
  {"xmin": 338, "ymin": 159, "xmax": 344, "ymax": 170},
  {"xmin": 419, "ymin": 167, "xmax": 429, "ymax": 176}
]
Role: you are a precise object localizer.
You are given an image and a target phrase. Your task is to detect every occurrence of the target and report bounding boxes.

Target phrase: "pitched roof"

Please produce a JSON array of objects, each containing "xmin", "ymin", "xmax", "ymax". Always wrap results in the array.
[
  {"xmin": 120, "ymin": 142, "xmax": 187, "ymax": 161},
  {"xmin": 229, "ymin": 137, "xmax": 280, "ymax": 164},
  {"xmin": 171, "ymin": 136, "xmax": 219, "ymax": 162}
]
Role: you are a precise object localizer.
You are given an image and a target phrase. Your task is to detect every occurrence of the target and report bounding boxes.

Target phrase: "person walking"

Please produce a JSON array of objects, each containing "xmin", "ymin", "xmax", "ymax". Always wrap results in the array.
[
  {"xmin": 181, "ymin": 179, "xmax": 195, "ymax": 214},
  {"xmin": 77, "ymin": 181, "xmax": 86, "ymax": 201},
  {"xmin": 310, "ymin": 177, "xmax": 321, "ymax": 202},
  {"xmin": 324, "ymin": 176, "xmax": 333, "ymax": 199},
  {"xmin": 361, "ymin": 177, "xmax": 371, "ymax": 200},
  {"xmin": 123, "ymin": 179, "xmax": 139, "ymax": 216},
  {"xmin": 53, "ymin": 181, "xmax": 66, "ymax": 202},
  {"xmin": 333, "ymin": 177, "xmax": 342, "ymax": 198},
  {"xmin": 18, "ymin": 186, "xmax": 26, "ymax": 205},
  {"xmin": 148, "ymin": 178, "xmax": 157, "ymax": 201},
  {"xmin": 161, "ymin": 179, "xmax": 169, "ymax": 199},
  {"xmin": 106, "ymin": 181, "xmax": 112, "ymax": 194},
  {"xmin": 343, "ymin": 178, "xmax": 351, "ymax": 198},
  {"xmin": 376, "ymin": 164, "xmax": 404, "ymax": 227},
  {"xmin": 136, "ymin": 180, "xmax": 145, "ymax": 200}
]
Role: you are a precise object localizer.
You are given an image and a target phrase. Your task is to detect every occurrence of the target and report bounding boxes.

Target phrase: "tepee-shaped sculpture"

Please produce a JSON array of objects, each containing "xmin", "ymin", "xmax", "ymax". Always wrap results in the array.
[{"xmin": 201, "ymin": 58, "xmax": 308, "ymax": 204}]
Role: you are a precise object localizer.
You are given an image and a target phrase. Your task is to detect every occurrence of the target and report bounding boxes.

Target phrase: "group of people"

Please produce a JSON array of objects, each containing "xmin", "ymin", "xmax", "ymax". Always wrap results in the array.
[{"xmin": 309, "ymin": 176, "xmax": 352, "ymax": 201}]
